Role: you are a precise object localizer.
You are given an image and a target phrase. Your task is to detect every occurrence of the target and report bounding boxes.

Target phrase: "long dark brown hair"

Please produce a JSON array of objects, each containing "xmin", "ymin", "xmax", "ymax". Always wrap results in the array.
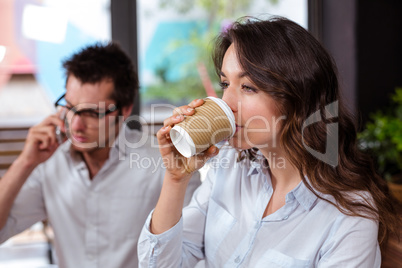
[{"xmin": 213, "ymin": 17, "xmax": 399, "ymax": 248}]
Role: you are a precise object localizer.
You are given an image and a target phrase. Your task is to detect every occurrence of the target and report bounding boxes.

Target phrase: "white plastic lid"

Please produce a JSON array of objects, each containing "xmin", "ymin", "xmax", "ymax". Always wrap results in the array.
[{"xmin": 170, "ymin": 125, "xmax": 196, "ymax": 158}]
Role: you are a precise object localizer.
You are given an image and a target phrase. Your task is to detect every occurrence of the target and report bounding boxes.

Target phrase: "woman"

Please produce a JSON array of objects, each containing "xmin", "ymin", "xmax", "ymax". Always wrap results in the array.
[{"xmin": 138, "ymin": 17, "xmax": 399, "ymax": 267}]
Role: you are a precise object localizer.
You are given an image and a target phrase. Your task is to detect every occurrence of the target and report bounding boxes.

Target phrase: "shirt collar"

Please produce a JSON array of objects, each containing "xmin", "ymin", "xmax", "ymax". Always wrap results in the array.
[
  {"xmin": 246, "ymin": 150, "xmax": 267, "ymax": 177},
  {"xmin": 245, "ymin": 157, "xmax": 318, "ymax": 211},
  {"xmin": 287, "ymin": 177, "xmax": 318, "ymax": 211},
  {"xmin": 247, "ymin": 162, "xmax": 261, "ymax": 177}
]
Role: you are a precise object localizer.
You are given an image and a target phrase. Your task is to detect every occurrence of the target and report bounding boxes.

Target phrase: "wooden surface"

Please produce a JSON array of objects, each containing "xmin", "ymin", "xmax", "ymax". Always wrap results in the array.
[
  {"xmin": 382, "ymin": 202, "xmax": 402, "ymax": 267},
  {"xmin": 0, "ymin": 127, "xmax": 28, "ymax": 177}
]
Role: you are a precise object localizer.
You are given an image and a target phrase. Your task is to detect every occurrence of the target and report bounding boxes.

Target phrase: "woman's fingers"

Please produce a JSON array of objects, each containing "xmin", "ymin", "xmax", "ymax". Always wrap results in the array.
[
  {"xmin": 163, "ymin": 114, "xmax": 184, "ymax": 128},
  {"xmin": 188, "ymin": 98, "xmax": 205, "ymax": 109},
  {"xmin": 157, "ymin": 125, "xmax": 174, "ymax": 154},
  {"xmin": 164, "ymin": 99, "xmax": 205, "ymax": 127},
  {"xmin": 172, "ymin": 99, "xmax": 204, "ymax": 116}
]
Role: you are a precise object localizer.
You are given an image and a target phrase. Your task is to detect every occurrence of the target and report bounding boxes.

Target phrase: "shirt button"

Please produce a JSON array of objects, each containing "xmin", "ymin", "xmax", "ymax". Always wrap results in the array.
[
  {"xmin": 254, "ymin": 221, "xmax": 260, "ymax": 229},
  {"xmin": 283, "ymin": 215, "xmax": 289, "ymax": 220},
  {"xmin": 234, "ymin": 256, "xmax": 241, "ymax": 263}
]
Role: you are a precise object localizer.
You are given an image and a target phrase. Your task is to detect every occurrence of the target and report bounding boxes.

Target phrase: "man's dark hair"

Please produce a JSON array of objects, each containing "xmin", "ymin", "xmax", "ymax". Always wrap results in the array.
[{"xmin": 62, "ymin": 42, "xmax": 138, "ymax": 108}]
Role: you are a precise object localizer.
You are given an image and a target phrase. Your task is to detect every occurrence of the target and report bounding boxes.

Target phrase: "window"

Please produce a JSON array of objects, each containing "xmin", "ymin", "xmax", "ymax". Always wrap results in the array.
[
  {"xmin": 0, "ymin": 0, "xmax": 111, "ymax": 126},
  {"xmin": 136, "ymin": 0, "xmax": 307, "ymax": 124}
]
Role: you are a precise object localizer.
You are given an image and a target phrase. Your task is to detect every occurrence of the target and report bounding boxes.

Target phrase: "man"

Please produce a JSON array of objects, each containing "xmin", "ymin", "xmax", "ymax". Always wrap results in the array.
[{"xmin": 0, "ymin": 43, "xmax": 200, "ymax": 267}]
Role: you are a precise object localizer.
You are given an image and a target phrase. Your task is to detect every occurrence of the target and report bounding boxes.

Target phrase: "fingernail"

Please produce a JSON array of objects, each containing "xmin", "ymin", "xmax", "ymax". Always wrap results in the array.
[
  {"xmin": 187, "ymin": 107, "xmax": 193, "ymax": 112},
  {"xmin": 175, "ymin": 115, "xmax": 182, "ymax": 119},
  {"xmin": 211, "ymin": 146, "xmax": 217, "ymax": 154}
]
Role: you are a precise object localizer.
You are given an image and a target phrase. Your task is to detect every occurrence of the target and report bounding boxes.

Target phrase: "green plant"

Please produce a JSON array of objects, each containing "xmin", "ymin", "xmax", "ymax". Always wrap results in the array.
[{"xmin": 358, "ymin": 88, "xmax": 402, "ymax": 183}]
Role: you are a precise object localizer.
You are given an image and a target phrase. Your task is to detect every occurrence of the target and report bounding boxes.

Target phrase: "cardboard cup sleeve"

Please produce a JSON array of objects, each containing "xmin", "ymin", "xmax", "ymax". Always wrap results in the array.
[{"xmin": 170, "ymin": 97, "xmax": 235, "ymax": 158}]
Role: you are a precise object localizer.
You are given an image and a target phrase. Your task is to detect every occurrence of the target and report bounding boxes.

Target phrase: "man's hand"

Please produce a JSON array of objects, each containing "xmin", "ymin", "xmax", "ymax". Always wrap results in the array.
[
  {"xmin": 19, "ymin": 114, "xmax": 65, "ymax": 168},
  {"xmin": 0, "ymin": 113, "xmax": 65, "ymax": 230}
]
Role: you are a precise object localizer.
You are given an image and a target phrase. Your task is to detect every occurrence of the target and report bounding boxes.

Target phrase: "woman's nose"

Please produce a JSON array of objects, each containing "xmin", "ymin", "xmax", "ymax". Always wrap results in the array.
[{"xmin": 222, "ymin": 88, "xmax": 237, "ymax": 113}]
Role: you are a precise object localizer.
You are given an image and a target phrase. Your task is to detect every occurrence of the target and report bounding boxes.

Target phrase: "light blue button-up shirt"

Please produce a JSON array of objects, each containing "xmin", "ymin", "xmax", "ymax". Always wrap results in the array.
[{"xmin": 138, "ymin": 147, "xmax": 380, "ymax": 267}]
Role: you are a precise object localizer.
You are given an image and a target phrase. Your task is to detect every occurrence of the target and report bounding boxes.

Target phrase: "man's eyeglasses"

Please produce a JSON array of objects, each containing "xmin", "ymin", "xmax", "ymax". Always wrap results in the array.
[{"xmin": 54, "ymin": 93, "xmax": 120, "ymax": 128}]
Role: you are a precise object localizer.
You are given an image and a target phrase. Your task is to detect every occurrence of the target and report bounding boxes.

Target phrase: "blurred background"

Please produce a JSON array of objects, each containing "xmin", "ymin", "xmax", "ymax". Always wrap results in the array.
[
  {"xmin": 0, "ymin": 0, "xmax": 401, "ymax": 267},
  {"xmin": 0, "ymin": 0, "xmax": 307, "ymax": 128}
]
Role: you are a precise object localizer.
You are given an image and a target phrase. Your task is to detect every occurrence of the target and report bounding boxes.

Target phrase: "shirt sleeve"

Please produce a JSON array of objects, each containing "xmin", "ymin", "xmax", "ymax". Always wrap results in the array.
[
  {"xmin": 138, "ymin": 167, "xmax": 216, "ymax": 268},
  {"xmin": 317, "ymin": 214, "xmax": 381, "ymax": 268},
  {"xmin": 0, "ymin": 166, "xmax": 47, "ymax": 243}
]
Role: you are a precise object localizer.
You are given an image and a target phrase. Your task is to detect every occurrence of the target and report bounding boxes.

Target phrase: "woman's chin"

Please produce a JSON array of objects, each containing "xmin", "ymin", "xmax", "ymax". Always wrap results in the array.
[{"xmin": 228, "ymin": 138, "xmax": 253, "ymax": 151}]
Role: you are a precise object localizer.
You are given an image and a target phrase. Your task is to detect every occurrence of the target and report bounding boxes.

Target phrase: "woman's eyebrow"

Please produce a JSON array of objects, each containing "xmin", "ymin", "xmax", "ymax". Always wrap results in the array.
[
  {"xmin": 220, "ymin": 71, "xmax": 248, "ymax": 78},
  {"xmin": 239, "ymin": 72, "xmax": 248, "ymax": 78}
]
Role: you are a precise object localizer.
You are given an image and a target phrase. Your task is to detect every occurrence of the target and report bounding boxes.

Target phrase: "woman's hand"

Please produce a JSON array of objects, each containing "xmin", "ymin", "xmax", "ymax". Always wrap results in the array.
[{"xmin": 156, "ymin": 99, "xmax": 219, "ymax": 181}]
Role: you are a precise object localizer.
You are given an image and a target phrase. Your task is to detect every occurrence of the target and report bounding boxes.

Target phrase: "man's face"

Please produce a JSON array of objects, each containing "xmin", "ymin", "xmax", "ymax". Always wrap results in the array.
[{"xmin": 63, "ymin": 75, "xmax": 121, "ymax": 153}]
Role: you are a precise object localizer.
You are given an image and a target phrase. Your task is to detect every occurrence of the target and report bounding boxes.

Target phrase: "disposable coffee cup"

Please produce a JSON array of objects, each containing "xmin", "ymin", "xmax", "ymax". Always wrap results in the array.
[{"xmin": 170, "ymin": 97, "xmax": 235, "ymax": 158}]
